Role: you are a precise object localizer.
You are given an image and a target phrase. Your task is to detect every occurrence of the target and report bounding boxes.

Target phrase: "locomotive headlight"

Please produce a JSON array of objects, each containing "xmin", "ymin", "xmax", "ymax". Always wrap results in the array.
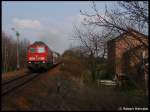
[
  {"xmin": 29, "ymin": 57, "xmax": 35, "ymax": 60},
  {"xmin": 40, "ymin": 57, "xmax": 45, "ymax": 60},
  {"xmin": 42, "ymin": 61, "xmax": 45, "ymax": 63},
  {"xmin": 28, "ymin": 61, "xmax": 31, "ymax": 63}
]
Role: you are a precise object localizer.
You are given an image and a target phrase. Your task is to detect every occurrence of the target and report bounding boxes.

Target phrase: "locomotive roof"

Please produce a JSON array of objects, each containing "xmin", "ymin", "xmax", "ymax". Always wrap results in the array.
[
  {"xmin": 31, "ymin": 41, "xmax": 49, "ymax": 48},
  {"xmin": 33, "ymin": 41, "xmax": 46, "ymax": 45},
  {"xmin": 29, "ymin": 41, "xmax": 53, "ymax": 51}
]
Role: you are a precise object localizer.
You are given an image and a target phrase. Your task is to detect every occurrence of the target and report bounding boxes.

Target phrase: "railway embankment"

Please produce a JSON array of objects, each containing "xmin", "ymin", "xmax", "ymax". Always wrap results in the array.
[{"xmin": 2, "ymin": 57, "xmax": 148, "ymax": 111}]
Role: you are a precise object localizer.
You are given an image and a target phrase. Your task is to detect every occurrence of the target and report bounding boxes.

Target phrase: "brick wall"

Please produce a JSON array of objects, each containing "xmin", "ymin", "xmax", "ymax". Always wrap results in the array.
[{"xmin": 107, "ymin": 31, "xmax": 148, "ymax": 79}]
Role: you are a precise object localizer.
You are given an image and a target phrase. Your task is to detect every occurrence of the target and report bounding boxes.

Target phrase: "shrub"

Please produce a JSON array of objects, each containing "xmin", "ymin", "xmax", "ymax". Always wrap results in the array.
[{"xmin": 96, "ymin": 63, "xmax": 114, "ymax": 80}]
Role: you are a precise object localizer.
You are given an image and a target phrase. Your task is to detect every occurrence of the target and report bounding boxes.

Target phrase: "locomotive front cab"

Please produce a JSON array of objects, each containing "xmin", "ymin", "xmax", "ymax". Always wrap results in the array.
[
  {"xmin": 27, "ymin": 41, "xmax": 54, "ymax": 72},
  {"xmin": 27, "ymin": 45, "xmax": 47, "ymax": 63},
  {"xmin": 27, "ymin": 45, "xmax": 47, "ymax": 71}
]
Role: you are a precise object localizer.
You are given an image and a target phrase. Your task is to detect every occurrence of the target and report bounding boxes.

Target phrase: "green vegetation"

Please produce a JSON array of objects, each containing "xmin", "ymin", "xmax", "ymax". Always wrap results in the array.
[
  {"xmin": 63, "ymin": 49, "xmax": 114, "ymax": 82},
  {"xmin": 96, "ymin": 63, "xmax": 114, "ymax": 80},
  {"xmin": 61, "ymin": 48, "xmax": 148, "ymax": 92},
  {"xmin": 59, "ymin": 51, "xmax": 148, "ymax": 109}
]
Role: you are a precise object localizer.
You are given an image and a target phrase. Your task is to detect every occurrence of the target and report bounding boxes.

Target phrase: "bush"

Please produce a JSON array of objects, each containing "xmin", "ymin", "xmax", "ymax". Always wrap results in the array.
[
  {"xmin": 96, "ymin": 63, "xmax": 114, "ymax": 80},
  {"xmin": 120, "ymin": 79, "xmax": 137, "ymax": 91}
]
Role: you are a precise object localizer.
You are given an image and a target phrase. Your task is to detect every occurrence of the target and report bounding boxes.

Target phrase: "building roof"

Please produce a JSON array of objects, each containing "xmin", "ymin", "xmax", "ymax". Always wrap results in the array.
[{"xmin": 108, "ymin": 29, "xmax": 148, "ymax": 42}]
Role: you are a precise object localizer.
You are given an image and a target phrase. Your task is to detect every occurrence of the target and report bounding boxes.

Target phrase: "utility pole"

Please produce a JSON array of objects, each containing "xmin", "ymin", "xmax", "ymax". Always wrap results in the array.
[{"xmin": 12, "ymin": 28, "xmax": 20, "ymax": 70}]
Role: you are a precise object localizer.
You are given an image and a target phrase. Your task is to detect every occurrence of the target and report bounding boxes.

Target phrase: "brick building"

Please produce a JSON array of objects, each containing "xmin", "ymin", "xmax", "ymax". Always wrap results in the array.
[{"xmin": 107, "ymin": 30, "xmax": 148, "ymax": 82}]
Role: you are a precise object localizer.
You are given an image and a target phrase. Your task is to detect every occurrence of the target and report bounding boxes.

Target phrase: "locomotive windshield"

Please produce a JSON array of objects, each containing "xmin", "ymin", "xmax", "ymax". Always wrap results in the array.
[
  {"xmin": 37, "ymin": 47, "xmax": 45, "ymax": 53},
  {"xmin": 29, "ymin": 46, "xmax": 45, "ymax": 53},
  {"xmin": 29, "ymin": 47, "xmax": 36, "ymax": 53}
]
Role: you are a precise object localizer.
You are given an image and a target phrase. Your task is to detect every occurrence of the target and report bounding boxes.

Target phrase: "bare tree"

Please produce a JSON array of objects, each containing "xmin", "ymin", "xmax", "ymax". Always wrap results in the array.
[
  {"xmin": 118, "ymin": 1, "xmax": 148, "ymax": 32},
  {"xmin": 80, "ymin": 1, "xmax": 148, "ymax": 47},
  {"xmin": 73, "ymin": 25, "xmax": 111, "ymax": 58},
  {"xmin": 73, "ymin": 25, "xmax": 112, "ymax": 81},
  {"xmin": 73, "ymin": 1, "xmax": 148, "ymax": 84},
  {"xmin": 2, "ymin": 31, "xmax": 30, "ymax": 73}
]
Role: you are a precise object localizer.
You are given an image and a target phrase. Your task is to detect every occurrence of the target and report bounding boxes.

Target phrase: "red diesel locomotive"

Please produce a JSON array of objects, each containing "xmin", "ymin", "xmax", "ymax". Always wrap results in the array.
[{"xmin": 27, "ymin": 41, "xmax": 56, "ymax": 71}]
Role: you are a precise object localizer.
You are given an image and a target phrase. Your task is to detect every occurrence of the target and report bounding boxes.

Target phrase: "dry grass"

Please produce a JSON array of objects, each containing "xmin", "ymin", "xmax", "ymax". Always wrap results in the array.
[
  {"xmin": 2, "ymin": 55, "xmax": 148, "ymax": 111},
  {"xmin": 2, "ymin": 68, "xmax": 28, "ymax": 82}
]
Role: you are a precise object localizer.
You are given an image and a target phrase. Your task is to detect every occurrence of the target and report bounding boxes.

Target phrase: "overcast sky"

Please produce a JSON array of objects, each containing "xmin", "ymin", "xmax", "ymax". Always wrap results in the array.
[{"xmin": 2, "ymin": 1, "xmax": 116, "ymax": 54}]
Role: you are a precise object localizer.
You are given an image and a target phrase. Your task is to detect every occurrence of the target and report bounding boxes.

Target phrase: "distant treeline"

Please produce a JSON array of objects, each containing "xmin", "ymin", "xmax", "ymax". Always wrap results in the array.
[{"xmin": 2, "ymin": 31, "xmax": 30, "ymax": 73}]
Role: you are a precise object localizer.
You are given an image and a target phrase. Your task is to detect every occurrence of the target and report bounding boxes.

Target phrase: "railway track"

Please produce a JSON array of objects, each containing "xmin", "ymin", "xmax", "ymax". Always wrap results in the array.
[
  {"xmin": 2, "ymin": 71, "xmax": 31, "ymax": 85},
  {"xmin": 2, "ymin": 73, "xmax": 39, "ymax": 96},
  {"xmin": 2, "ymin": 63, "xmax": 61, "ymax": 96}
]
